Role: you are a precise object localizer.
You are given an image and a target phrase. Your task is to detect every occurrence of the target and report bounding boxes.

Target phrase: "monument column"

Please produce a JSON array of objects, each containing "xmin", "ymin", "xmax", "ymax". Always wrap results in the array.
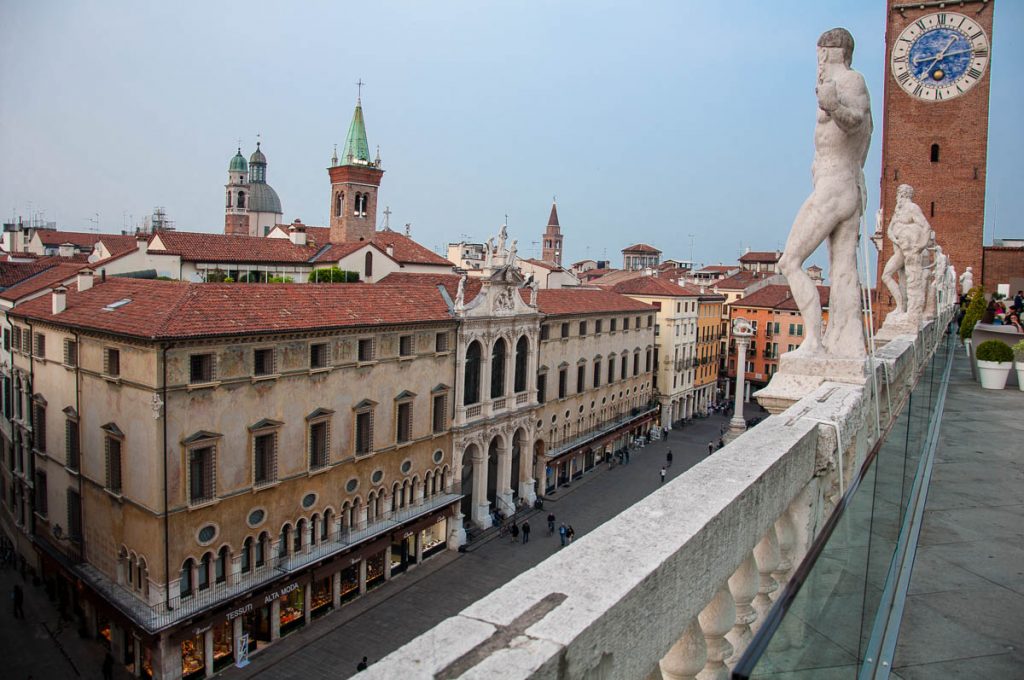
[{"xmin": 725, "ymin": 319, "xmax": 753, "ymax": 444}]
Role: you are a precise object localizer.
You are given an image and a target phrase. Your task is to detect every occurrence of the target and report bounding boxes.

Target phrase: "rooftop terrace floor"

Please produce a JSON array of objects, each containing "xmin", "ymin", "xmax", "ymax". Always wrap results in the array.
[{"xmin": 892, "ymin": 353, "xmax": 1024, "ymax": 678}]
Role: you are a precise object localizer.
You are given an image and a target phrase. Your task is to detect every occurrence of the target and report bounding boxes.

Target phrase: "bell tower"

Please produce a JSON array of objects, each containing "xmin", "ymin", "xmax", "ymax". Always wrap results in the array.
[
  {"xmin": 541, "ymin": 200, "xmax": 563, "ymax": 266},
  {"xmin": 329, "ymin": 89, "xmax": 384, "ymax": 243},
  {"xmin": 224, "ymin": 147, "xmax": 249, "ymax": 236},
  {"xmin": 876, "ymin": 0, "xmax": 994, "ymax": 321}
]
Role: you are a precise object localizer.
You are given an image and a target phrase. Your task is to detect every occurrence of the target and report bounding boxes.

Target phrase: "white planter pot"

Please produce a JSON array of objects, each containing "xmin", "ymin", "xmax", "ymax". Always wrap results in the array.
[
  {"xmin": 977, "ymin": 360, "xmax": 1011, "ymax": 390},
  {"xmin": 1016, "ymin": 361, "xmax": 1024, "ymax": 392}
]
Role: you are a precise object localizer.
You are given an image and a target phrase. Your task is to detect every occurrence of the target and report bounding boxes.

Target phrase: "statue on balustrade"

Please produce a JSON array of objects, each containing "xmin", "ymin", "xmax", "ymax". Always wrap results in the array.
[
  {"xmin": 880, "ymin": 184, "xmax": 932, "ymax": 328},
  {"xmin": 778, "ymin": 28, "xmax": 872, "ymax": 359}
]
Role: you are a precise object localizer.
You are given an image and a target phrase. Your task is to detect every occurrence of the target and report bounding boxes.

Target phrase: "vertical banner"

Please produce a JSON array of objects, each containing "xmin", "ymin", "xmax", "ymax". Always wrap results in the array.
[{"xmin": 236, "ymin": 634, "xmax": 250, "ymax": 668}]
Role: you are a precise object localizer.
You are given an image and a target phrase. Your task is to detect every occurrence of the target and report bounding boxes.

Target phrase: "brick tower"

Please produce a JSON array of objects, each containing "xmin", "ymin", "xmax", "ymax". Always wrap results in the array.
[
  {"xmin": 541, "ymin": 201, "xmax": 563, "ymax": 265},
  {"xmin": 224, "ymin": 148, "xmax": 249, "ymax": 236},
  {"xmin": 328, "ymin": 94, "xmax": 383, "ymax": 243},
  {"xmin": 876, "ymin": 1, "xmax": 995, "ymax": 321}
]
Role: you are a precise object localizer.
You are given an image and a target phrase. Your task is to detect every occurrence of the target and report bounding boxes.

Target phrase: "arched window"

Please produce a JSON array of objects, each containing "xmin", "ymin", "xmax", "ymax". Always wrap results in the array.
[
  {"xmin": 464, "ymin": 341, "xmax": 482, "ymax": 405},
  {"xmin": 392, "ymin": 482, "xmax": 401, "ymax": 512},
  {"xmin": 514, "ymin": 336, "xmax": 528, "ymax": 393},
  {"xmin": 294, "ymin": 519, "xmax": 306, "ymax": 553},
  {"xmin": 137, "ymin": 558, "xmax": 148, "ymax": 596},
  {"xmin": 279, "ymin": 524, "xmax": 291, "ymax": 558},
  {"xmin": 242, "ymin": 538, "xmax": 253, "ymax": 573},
  {"xmin": 256, "ymin": 532, "xmax": 268, "ymax": 567},
  {"xmin": 198, "ymin": 553, "xmax": 211, "ymax": 591},
  {"xmin": 367, "ymin": 491, "xmax": 377, "ymax": 522},
  {"xmin": 930, "ymin": 144, "xmax": 940, "ymax": 163},
  {"xmin": 237, "ymin": 191, "xmax": 246, "ymax": 209},
  {"xmin": 226, "ymin": 191, "xmax": 232, "ymax": 209},
  {"xmin": 335, "ymin": 192, "xmax": 343, "ymax": 217},
  {"xmin": 216, "ymin": 546, "xmax": 228, "ymax": 584},
  {"xmin": 180, "ymin": 559, "xmax": 194, "ymax": 598},
  {"xmin": 365, "ymin": 251, "xmax": 373, "ymax": 277},
  {"xmin": 491, "ymin": 338, "xmax": 507, "ymax": 398},
  {"xmin": 310, "ymin": 514, "xmax": 320, "ymax": 545}
]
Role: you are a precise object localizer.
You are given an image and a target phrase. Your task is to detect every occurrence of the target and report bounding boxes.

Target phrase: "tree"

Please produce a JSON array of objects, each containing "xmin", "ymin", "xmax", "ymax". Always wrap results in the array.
[
  {"xmin": 268, "ymin": 275, "xmax": 294, "ymax": 283},
  {"xmin": 959, "ymin": 286, "xmax": 986, "ymax": 340},
  {"xmin": 309, "ymin": 267, "xmax": 359, "ymax": 283}
]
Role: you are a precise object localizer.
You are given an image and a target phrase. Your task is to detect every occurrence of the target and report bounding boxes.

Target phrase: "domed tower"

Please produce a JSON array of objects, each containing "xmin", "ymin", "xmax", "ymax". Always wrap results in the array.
[
  {"xmin": 328, "ymin": 94, "xmax": 384, "ymax": 243},
  {"xmin": 224, "ymin": 148, "xmax": 249, "ymax": 236},
  {"xmin": 246, "ymin": 142, "xmax": 284, "ymax": 237}
]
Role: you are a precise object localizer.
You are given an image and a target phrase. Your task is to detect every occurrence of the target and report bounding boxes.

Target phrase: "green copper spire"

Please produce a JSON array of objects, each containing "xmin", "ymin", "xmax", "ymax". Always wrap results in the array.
[{"xmin": 341, "ymin": 99, "xmax": 371, "ymax": 166}]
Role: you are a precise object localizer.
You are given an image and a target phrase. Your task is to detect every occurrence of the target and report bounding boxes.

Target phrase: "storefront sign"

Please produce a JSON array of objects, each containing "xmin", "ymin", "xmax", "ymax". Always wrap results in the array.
[
  {"xmin": 235, "ymin": 634, "xmax": 250, "ymax": 668},
  {"xmin": 225, "ymin": 603, "xmax": 253, "ymax": 622},
  {"xmin": 263, "ymin": 581, "xmax": 300, "ymax": 605}
]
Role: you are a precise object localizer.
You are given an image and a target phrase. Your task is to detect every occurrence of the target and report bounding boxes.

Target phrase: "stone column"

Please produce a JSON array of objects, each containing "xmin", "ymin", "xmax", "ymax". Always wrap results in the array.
[
  {"xmin": 505, "ymin": 336, "xmax": 516, "ymax": 398},
  {"xmin": 415, "ymin": 531, "xmax": 424, "ymax": 565},
  {"xmin": 270, "ymin": 598, "xmax": 281, "ymax": 641},
  {"xmin": 303, "ymin": 522, "xmax": 313, "ymax": 555},
  {"xmin": 659, "ymin": 617, "xmax": 706, "ymax": 680},
  {"xmin": 698, "ymin": 584, "xmax": 736, "ymax": 680},
  {"xmin": 303, "ymin": 583, "xmax": 312, "ymax": 625},
  {"xmin": 231, "ymin": 617, "xmax": 243, "ymax": 658},
  {"xmin": 152, "ymin": 634, "xmax": 181, "ymax": 680},
  {"xmin": 751, "ymin": 527, "xmax": 780, "ymax": 635},
  {"xmin": 332, "ymin": 571, "xmax": 342, "ymax": 610},
  {"xmin": 725, "ymin": 330, "xmax": 751, "ymax": 444},
  {"xmin": 203, "ymin": 628, "xmax": 214, "ymax": 678},
  {"xmin": 496, "ymin": 436, "xmax": 514, "ymax": 515},
  {"xmin": 471, "ymin": 446, "xmax": 492, "ymax": 528},
  {"xmin": 727, "ymin": 553, "xmax": 759, "ymax": 661},
  {"xmin": 414, "ymin": 479, "xmax": 424, "ymax": 506},
  {"xmin": 358, "ymin": 560, "xmax": 367, "ymax": 595},
  {"xmin": 480, "ymin": 344, "xmax": 492, "ymax": 415}
]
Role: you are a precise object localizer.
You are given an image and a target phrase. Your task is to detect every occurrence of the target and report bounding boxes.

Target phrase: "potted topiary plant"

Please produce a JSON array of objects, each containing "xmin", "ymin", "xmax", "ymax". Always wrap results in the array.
[
  {"xmin": 1012, "ymin": 339, "xmax": 1024, "ymax": 392},
  {"xmin": 959, "ymin": 287, "xmax": 986, "ymax": 378},
  {"xmin": 975, "ymin": 340, "xmax": 1014, "ymax": 390}
]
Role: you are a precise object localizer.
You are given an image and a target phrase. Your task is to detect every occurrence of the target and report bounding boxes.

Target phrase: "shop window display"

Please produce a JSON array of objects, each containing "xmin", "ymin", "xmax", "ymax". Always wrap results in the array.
[
  {"xmin": 311, "ymin": 577, "xmax": 332, "ymax": 618},
  {"xmin": 279, "ymin": 586, "xmax": 305, "ymax": 635},
  {"xmin": 366, "ymin": 551, "xmax": 386, "ymax": 589},
  {"xmin": 339, "ymin": 563, "xmax": 360, "ymax": 603},
  {"xmin": 212, "ymin": 621, "xmax": 234, "ymax": 671},
  {"xmin": 421, "ymin": 518, "xmax": 448, "ymax": 559},
  {"xmin": 181, "ymin": 633, "xmax": 205, "ymax": 679}
]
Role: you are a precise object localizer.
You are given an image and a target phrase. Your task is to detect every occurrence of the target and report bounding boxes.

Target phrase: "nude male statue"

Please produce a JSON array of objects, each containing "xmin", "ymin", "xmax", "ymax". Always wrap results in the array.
[
  {"xmin": 778, "ymin": 28, "xmax": 872, "ymax": 357},
  {"xmin": 959, "ymin": 267, "xmax": 974, "ymax": 296},
  {"xmin": 881, "ymin": 185, "xmax": 930, "ymax": 317}
]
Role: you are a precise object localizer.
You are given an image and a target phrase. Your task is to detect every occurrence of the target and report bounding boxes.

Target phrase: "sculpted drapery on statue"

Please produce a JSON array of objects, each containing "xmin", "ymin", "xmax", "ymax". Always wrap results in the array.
[
  {"xmin": 880, "ymin": 184, "xmax": 933, "ymax": 327},
  {"xmin": 959, "ymin": 267, "xmax": 974, "ymax": 297},
  {"xmin": 777, "ymin": 28, "xmax": 872, "ymax": 359}
]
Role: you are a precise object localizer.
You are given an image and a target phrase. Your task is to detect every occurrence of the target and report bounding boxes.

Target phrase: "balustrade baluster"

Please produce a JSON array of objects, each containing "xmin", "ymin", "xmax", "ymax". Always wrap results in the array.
[
  {"xmin": 697, "ymin": 584, "xmax": 735, "ymax": 680},
  {"xmin": 726, "ymin": 552, "xmax": 759, "ymax": 663},
  {"xmin": 658, "ymin": 617, "xmax": 706, "ymax": 680},
  {"xmin": 750, "ymin": 526, "xmax": 780, "ymax": 635}
]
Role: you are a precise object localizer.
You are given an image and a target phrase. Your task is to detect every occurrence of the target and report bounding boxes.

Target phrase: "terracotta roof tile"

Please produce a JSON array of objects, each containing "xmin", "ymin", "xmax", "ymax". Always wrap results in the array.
[
  {"xmin": 9, "ymin": 278, "xmax": 455, "ymax": 340},
  {"xmin": 609, "ymin": 277, "xmax": 702, "ymax": 297},
  {"xmin": 714, "ymin": 270, "xmax": 775, "ymax": 290},
  {"xmin": 378, "ymin": 272, "xmax": 483, "ymax": 303},
  {"xmin": 149, "ymin": 231, "xmax": 320, "ymax": 263},
  {"xmin": 0, "ymin": 260, "xmax": 57, "ymax": 288},
  {"xmin": 738, "ymin": 250, "xmax": 782, "ymax": 263},
  {"xmin": 303, "ymin": 227, "xmax": 453, "ymax": 267},
  {"xmin": 727, "ymin": 284, "xmax": 829, "ymax": 311},
  {"xmin": 536, "ymin": 288, "xmax": 654, "ymax": 316},
  {"xmin": 0, "ymin": 263, "xmax": 88, "ymax": 302},
  {"xmin": 35, "ymin": 230, "xmax": 105, "ymax": 247},
  {"xmin": 622, "ymin": 243, "xmax": 662, "ymax": 254}
]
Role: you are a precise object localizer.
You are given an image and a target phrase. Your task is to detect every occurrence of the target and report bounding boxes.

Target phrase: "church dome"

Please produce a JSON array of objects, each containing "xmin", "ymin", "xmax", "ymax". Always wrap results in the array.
[
  {"xmin": 229, "ymin": 149, "xmax": 247, "ymax": 172},
  {"xmin": 249, "ymin": 145, "xmax": 267, "ymax": 165},
  {"xmin": 248, "ymin": 182, "xmax": 282, "ymax": 214}
]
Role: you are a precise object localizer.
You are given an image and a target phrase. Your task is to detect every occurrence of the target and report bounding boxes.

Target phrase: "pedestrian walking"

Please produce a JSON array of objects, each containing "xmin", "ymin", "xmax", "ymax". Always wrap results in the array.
[
  {"xmin": 11, "ymin": 584, "xmax": 24, "ymax": 619},
  {"xmin": 510, "ymin": 522, "xmax": 520, "ymax": 543},
  {"xmin": 624, "ymin": 447, "xmax": 630, "ymax": 464},
  {"xmin": 357, "ymin": 656, "xmax": 369, "ymax": 671},
  {"xmin": 559, "ymin": 523, "xmax": 568, "ymax": 547},
  {"xmin": 522, "ymin": 520, "xmax": 531, "ymax": 544},
  {"xmin": 660, "ymin": 466, "xmax": 666, "ymax": 484},
  {"xmin": 708, "ymin": 441, "xmax": 714, "ymax": 456},
  {"xmin": 718, "ymin": 438, "xmax": 725, "ymax": 450},
  {"xmin": 547, "ymin": 513, "xmax": 556, "ymax": 536},
  {"xmin": 102, "ymin": 652, "xmax": 114, "ymax": 680},
  {"xmin": 567, "ymin": 526, "xmax": 576, "ymax": 543},
  {"xmin": 666, "ymin": 450, "xmax": 673, "ymax": 467}
]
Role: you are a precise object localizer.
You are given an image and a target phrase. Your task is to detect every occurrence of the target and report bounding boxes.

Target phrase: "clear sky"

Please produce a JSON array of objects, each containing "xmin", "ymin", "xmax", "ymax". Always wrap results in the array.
[{"xmin": 1, "ymin": 1, "xmax": 1021, "ymax": 271}]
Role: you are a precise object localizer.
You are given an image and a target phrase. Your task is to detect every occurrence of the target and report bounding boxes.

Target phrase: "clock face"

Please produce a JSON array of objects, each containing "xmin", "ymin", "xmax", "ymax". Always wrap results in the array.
[{"xmin": 890, "ymin": 12, "xmax": 990, "ymax": 102}]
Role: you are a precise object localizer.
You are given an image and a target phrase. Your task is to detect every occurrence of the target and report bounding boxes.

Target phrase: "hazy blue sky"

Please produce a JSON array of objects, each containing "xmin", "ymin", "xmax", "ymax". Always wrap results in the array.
[{"xmin": 1, "ymin": 1, "xmax": 1021, "ymax": 271}]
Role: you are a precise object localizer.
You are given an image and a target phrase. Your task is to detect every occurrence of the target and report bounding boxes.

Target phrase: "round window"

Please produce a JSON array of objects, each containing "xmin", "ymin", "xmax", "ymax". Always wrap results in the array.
[
  {"xmin": 345, "ymin": 478, "xmax": 359, "ymax": 493},
  {"xmin": 197, "ymin": 525, "xmax": 217, "ymax": 544},
  {"xmin": 302, "ymin": 493, "xmax": 317, "ymax": 509},
  {"xmin": 579, "ymin": 406, "xmax": 584, "ymax": 413},
  {"xmin": 536, "ymin": 420, "xmax": 543, "ymax": 429},
  {"xmin": 551, "ymin": 415, "xmax": 557, "ymax": 424},
  {"xmin": 400, "ymin": 460, "xmax": 412, "ymax": 474},
  {"xmin": 247, "ymin": 509, "xmax": 265, "ymax": 527},
  {"xmin": 564, "ymin": 410, "xmax": 570, "ymax": 418},
  {"xmin": 432, "ymin": 450, "xmax": 444, "ymax": 464},
  {"xmin": 371, "ymin": 469, "xmax": 384, "ymax": 484}
]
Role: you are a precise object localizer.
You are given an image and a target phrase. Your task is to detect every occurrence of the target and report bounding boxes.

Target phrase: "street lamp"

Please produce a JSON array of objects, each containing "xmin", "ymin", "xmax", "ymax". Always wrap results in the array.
[{"xmin": 725, "ymin": 317, "xmax": 754, "ymax": 443}]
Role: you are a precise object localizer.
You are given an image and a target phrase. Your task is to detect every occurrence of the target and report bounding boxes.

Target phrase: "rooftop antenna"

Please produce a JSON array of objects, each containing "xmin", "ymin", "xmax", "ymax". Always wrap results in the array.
[
  {"xmin": 404, "ymin": 222, "xmax": 411, "ymax": 237},
  {"xmin": 531, "ymin": 240, "xmax": 540, "ymax": 258},
  {"xmin": 356, "ymin": 78, "xmax": 364, "ymax": 104},
  {"xmin": 688, "ymin": 233, "xmax": 695, "ymax": 265},
  {"xmin": 86, "ymin": 213, "xmax": 100, "ymax": 233}
]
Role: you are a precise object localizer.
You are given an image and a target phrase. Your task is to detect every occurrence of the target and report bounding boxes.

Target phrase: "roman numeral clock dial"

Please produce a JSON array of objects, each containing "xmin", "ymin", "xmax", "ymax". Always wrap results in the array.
[{"xmin": 891, "ymin": 12, "xmax": 990, "ymax": 101}]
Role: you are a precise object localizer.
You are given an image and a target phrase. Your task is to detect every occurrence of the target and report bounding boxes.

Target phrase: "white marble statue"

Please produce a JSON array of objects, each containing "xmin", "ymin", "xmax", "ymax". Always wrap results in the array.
[
  {"xmin": 778, "ymin": 28, "xmax": 872, "ymax": 358},
  {"xmin": 881, "ymin": 185, "xmax": 931, "ymax": 322},
  {"xmin": 508, "ymin": 239, "xmax": 517, "ymax": 264},
  {"xmin": 455, "ymin": 273, "xmax": 467, "ymax": 310},
  {"xmin": 497, "ymin": 224, "xmax": 508, "ymax": 258},
  {"xmin": 959, "ymin": 267, "xmax": 973, "ymax": 297},
  {"xmin": 922, "ymin": 233, "xmax": 939, "ymax": 321},
  {"xmin": 484, "ymin": 237, "xmax": 495, "ymax": 270}
]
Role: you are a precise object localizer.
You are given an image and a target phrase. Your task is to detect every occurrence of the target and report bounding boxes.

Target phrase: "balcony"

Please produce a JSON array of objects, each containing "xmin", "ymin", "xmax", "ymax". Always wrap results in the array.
[
  {"xmin": 364, "ymin": 311, "xmax": 1002, "ymax": 678},
  {"xmin": 67, "ymin": 483, "xmax": 463, "ymax": 635},
  {"xmin": 543, "ymin": 402, "xmax": 658, "ymax": 461}
]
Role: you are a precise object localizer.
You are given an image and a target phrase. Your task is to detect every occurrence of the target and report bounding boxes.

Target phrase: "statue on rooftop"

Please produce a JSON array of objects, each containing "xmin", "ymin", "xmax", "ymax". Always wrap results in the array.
[
  {"xmin": 455, "ymin": 273, "xmax": 467, "ymax": 310},
  {"xmin": 881, "ymin": 184, "xmax": 931, "ymax": 324},
  {"xmin": 777, "ymin": 28, "xmax": 872, "ymax": 358},
  {"xmin": 959, "ymin": 267, "xmax": 973, "ymax": 297}
]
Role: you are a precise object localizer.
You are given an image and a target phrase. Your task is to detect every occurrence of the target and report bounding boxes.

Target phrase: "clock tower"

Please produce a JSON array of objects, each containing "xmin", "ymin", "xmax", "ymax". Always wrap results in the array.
[{"xmin": 876, "ymin": 0, "xmax": 995, "ymax": 322}]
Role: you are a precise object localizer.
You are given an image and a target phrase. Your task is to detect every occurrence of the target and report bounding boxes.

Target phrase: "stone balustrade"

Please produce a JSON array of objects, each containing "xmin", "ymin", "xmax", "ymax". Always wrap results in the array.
[{"xmin": 362, "ymin": 315, "xmax": 948, "ymax": 679}]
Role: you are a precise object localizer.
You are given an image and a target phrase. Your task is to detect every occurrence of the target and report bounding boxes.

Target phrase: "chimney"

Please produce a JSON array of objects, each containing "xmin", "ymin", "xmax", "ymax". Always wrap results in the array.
[
  {"xmin": 52, "ymin": 285, "xmax": 68, "ymax": 314},
  {"xmin": 77, "ymin": 268, "xmax": 94, "ymax": 292},
  {"xmin": 289, "ymin": 219, "xmax": 307, "ymax": 246},
  {"xmin": 386, "ymin": 243, "xmax": 395, "ymax": 258},
  {"xmin": 136, "ymin": 232, "xmax": 149, "ymax": 254},
  {"xmin": 58, "ymin": 243, "xmax": 75, "ymax": 258}
]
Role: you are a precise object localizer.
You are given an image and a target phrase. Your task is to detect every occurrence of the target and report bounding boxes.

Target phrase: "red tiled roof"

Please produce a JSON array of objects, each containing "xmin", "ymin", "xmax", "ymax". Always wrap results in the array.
[
  {"xmin": 622, "ymin": 243, "xmax": 661, "ymax": 254},
  {"xmin": 0, "ymin": 263, "xmax": 88, "ymax": 302},
  {"xmin": 149, "ymin": 231, "xmax": 320, "ymax": 263},
  {"xmin": 698, "ymin": 265, "xmax": 738, "ymax": 273},
  {"xmin": 10, "ymin": 278, "xmax": 455, "ymax": 340},
  {"xmin": 35, "ymin": 230, "xmax": 104, "ymax": 247},
  {"xmin": 311, "ymin": 241, "xmax": 382, "ymax": 263},
  {"xmin": 738, "ymin": 250, "xmax": 781, "ymax": 263},
  {"xmin": 378, "ymin": 272, "xmax": 483, "ymax": 303},
  {"xmin": 304, "ymin": 227, "xmax": 453, "ymax": 267},
  {"xmin": 714, "ymin": 270, "xmax": 774, "ymax": 290},
  {"xmin": 0, "ymin": 260, "xmax": 57, "ymax": 288},
  {"xmin": 609, "ymin": 277, "xmax": 702, "ymax": 297},
  {"xmin": 728, "ymin": 284, "xmax": 829, "ymax": 311},
  {"xmin": 95, "ymin": 234, "xmax": 141, "ymax": 257},
  {"xmin": 536, "ymin": 288, "xmax": 654, "ymax": 316},
  {"xmin": 523, "ymin": 258, "xmax": 564, "ymax": 272}
]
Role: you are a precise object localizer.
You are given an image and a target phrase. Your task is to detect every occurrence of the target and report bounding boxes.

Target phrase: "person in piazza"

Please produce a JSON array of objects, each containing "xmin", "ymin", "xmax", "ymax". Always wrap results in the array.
[{"xmin": 778, "ymin": 27, "xmax": 872, "ymax": 358}]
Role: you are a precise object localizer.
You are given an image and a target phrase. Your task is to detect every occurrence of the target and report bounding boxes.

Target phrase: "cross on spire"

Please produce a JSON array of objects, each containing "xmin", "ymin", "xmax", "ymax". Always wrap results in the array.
[
  {"xmin": 356, "ymin": 78, "xmax": 365, "ymax": 104},
  {"xmin": 383, "ymin": 206, "xmax": 392, "ymax": 230}
]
